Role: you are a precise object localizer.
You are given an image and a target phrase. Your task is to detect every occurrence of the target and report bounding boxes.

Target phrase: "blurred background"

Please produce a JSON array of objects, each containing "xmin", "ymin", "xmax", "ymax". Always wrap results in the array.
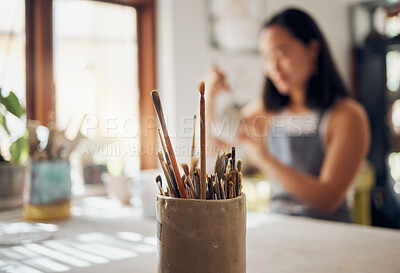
[{"xmin": 1, "ymin": 0, "xmax": 400, "ymax": 228}]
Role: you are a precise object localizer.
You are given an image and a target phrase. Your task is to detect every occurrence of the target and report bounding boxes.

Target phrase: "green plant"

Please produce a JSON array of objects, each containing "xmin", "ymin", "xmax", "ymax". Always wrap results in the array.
[{"xmin": 0, "ymin": 87, "xmax": 28, "ymax": 164}]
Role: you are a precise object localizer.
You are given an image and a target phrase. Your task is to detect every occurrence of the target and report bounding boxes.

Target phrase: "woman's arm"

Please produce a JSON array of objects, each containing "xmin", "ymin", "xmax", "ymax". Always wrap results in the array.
[
  {"xmin": 243, "ymin": 98, "xmax": 371, "ymax": 213},
  {"xmin": 204, "ymin": 66, "xmax": 233, "ymax": 152}
]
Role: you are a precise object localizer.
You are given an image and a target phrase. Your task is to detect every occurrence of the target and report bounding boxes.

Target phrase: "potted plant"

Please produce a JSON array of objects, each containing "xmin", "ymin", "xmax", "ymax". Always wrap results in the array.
[{"xmin": 0, "ymin": 87, "xmax": 29, "ymax": 210}]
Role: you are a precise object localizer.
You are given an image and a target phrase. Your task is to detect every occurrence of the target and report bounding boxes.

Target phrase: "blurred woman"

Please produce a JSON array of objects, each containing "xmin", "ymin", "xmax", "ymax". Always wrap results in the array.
[{"xmin": 206, "ymin": 8, "xmax": 370, "ymax": 222}]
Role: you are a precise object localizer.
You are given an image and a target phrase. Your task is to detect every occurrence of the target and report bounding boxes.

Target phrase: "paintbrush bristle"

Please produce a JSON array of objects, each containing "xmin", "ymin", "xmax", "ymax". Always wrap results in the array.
[
  {"xmin": 181, "ymin": 163, "xmax": 190, "ymax": 176},
  {"xmin": 157, "ymin": 151, "xmax": 165, "ymax": 162},
  {"xmin": 214, "ymin": 152, "xmax": 226, "ymax": 182},
  {"xmin": 151, "ymin": 90, "xmax": 161, "ymax": 107},
  {"xmin": 156, "ymin": 175, "xmax": 162, "ymax": 183},
  {"xmin": 198, "ymin": 81, "xmax": 205, "ymax": 96},
  {"xmin": 191, "ymin": 157, "xmax": 199, "ymax": 168},
  {"xmin": 237, "ymin": 159, "xmax": 242, "ymax": 172}
]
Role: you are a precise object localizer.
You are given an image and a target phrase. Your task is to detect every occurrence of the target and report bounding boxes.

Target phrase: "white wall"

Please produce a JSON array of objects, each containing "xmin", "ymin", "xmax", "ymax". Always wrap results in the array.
[{"xmin": 156, "ymin": 0, "xmax": 361, "ymax": 162}]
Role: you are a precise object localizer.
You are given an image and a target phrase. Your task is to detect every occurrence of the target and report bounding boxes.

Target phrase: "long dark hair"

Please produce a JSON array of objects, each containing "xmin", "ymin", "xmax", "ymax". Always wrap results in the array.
[{"xmin": 262, "ymin": 8, "xmax": 349, "ymax": 112}]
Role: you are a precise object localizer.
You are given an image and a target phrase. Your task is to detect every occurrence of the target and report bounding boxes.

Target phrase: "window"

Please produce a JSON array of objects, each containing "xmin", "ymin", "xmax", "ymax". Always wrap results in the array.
[
  {"xmin": 0, "ymin": 0, "xmax": 25, "ymax": 101},
  {"xmin": 25, "ymin": 0, "xmax": 156, "ymax": 174},
  {"xmin": 53, "ymin": 0, "xmax": 140, "ymax": 182},
  {"xmin": 0, "ymin": 0, "xmax": 25, "ymax": 159}
]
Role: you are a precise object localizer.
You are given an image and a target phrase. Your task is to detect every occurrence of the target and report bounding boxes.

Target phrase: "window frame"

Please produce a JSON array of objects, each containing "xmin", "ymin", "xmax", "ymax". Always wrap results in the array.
[{"xmin": 25, "ymin": 0, "xmax": 157, "ymax": 169}]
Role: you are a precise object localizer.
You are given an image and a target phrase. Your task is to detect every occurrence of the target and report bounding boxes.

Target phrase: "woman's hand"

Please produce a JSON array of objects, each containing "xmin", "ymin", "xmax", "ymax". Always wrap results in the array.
[
  {"xmin": 238, "ymin": 102, "xmax": 271, "ymax": 169},
  {"xmin": 204, "ymin": 66, "xmax": 232, "ymax": 153},
  {"xmin": 239, "ymin": 129, "xmax": 270, "ymax": 169},
  {"xmin": 204, "ymin": 66, "xmax": 230, "ymax": 100}
]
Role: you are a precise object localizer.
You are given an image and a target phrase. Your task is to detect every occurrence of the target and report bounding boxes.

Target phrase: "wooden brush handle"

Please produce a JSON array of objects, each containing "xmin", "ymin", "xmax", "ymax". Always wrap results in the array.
[
  {"xmin": 157, "ymin": 152, "xmax": 176, "ymax": 197},
  {"xmin": 151, "ymin": 91, "xmax": 169, "ymax": 134},
  {"xmin": 164, "ymin": 136, "xmax": 187, "ymax": 198},
  {"xmin": 152, "ymin": 90, "xmax": 187, "ymax": 198},
  {"xmin": 163, "ymin": 162, "xmax": 177, "ymax": 197},
  {"xmin": 191, "ymin": 115, "xmax": 196, "ymax": 158},
  {"xmin": 200, "ymin": 94, "xmax": 206, "ymax": 199}
]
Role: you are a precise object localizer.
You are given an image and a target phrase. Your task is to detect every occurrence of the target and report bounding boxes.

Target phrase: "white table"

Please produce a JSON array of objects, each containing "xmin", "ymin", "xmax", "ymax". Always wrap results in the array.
[{"xmin": 0, "ymin": 197, "xmax": 399, "ymax": 273}]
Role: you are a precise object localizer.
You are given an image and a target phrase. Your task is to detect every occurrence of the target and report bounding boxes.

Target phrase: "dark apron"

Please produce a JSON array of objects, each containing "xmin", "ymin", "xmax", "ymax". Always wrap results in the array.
[{"xmin": 267, "ymin": 110, "xmax": 352, "ymax": 223}]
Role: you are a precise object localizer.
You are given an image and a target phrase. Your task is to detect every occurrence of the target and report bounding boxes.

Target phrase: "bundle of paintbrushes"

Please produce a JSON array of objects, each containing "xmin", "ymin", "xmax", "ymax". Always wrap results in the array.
[{"xmin": 151, "ymin": 82, "xmax": 243, "ymax": 200}]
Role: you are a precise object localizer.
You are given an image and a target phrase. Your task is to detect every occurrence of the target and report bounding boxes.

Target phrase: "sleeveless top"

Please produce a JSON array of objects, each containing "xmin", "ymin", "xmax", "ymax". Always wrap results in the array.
[{"xmin": 267, "ymin": 108, "xmax": 352, "ymax": 223}]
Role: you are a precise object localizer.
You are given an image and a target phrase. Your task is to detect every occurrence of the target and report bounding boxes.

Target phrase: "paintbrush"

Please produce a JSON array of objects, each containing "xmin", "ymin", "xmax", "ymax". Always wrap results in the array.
[
  {"xmin": 190, "ymin": 114, "xmax": 197, "ymax": 179},
  {"xmin": 156, "ymin": 175, "xmax": 165, "ymax": 196},
  {"xmin": 181, "ymin": 163, "xmax": 195, "ymax": 189},
  {"xmin": 227, "ymin": 158, "xmax": 232, "ymax": 173},
  {"xmin": 215, "ymin": 173, "xmax": 222, "ymax": 199},
  {"xmin": 224, "ymin": 153, "xmax": 231, "ymax": 176},
  {"xmin": 182, "ymin": 176, "xmax": 196, "ymax": 199},
  {"xmin": 193, "ymin": 170, "xmax": 200, "ymax": 199},
  {"xmin": 211, "ymin": 174, "xmax": 216, "ymax": 199},
  {"xmin": 214, "ymin": 151, "xmax": 221, "ymax": 175},
  {"xmin": 228, "ymin": 181, "xmax": 234, "ymax": 199},
  {"xmin": 232, "ymin": 147, "xmax": 236, "ymax": 171},
  {"xmin": 236, "ymin": 159, "xmax": 242, "ymax": 196},
  {"xmin": 238, "ymin": 172, "xmax": 243, "ymax": 195},
  {"xmin": 190, "ymin": 157, "xmax": 199, "ymax": 180},
  {"xmin": 152, "ymin": 90, "xmax": 187, "ymax": 198},
  {"xmin": 157, "ymin": 129, "xmax": 181, "ymax": 198},
  {"xmin": 217, "ymin": 173, "xmax": 226, "ymax": 200},
  {"xmin": 198, "ymin": 81, "xmax": 207, "ymax": 199},
  {"xmin": 231, "ymin": 147, "xmax": 240, "ymax": 196},
  {"xmin": 207, "ymin": 175, "xmax": 213, "ymax": 199},
  {"xmin": 237, "ymin": 159, "xmax": 242, "ymax": 173},
  {"xmin": 231, "ymin": 168, "xmax": 237, "ymax": 198},
  {"xmin": 214, "ymin": 151, "xmax": 227, "ymax": 185},
  {"xmin": 186, "ymin": 185, "xmax": 194, "ymax": 199},
  {"xmin": 157, "ymin": 151, "xmax": 177, "ymax": 197},
  {"xmin": 224, "ymin": 173, "xmax": 228, "ymax": 199},
  {"xmin": 213, "ymin": 174, "xmax": 221, "ymax": 199},
  {"xmin": 181, "ymin": 163, "xmax": 190, "ymax": 181}
]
